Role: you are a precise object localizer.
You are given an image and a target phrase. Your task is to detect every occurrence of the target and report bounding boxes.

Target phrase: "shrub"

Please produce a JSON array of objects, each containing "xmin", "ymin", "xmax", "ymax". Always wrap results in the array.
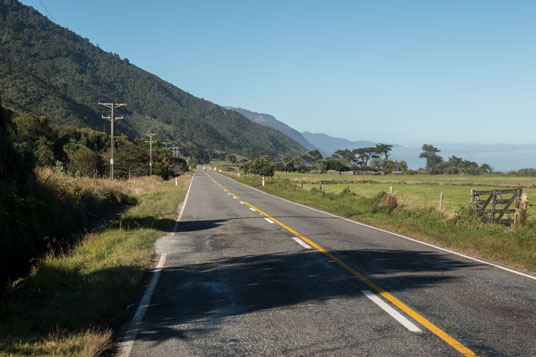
[{"xmin": 372, "ymin": 192, "xmax": 398, "ymax": 213}]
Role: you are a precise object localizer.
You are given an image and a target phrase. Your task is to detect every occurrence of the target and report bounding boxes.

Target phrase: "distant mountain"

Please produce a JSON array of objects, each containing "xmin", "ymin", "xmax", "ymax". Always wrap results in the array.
[
  {"xmin": 0, "ymin": 1, "xmax": 306, "ymax": 159},
  {"xmin": 226, "ymin": 107, "xmax": 316, "ymax": 150},
  {"xmin": 300, "ymin": 132, "xmax": 377, "ymax": 157}
]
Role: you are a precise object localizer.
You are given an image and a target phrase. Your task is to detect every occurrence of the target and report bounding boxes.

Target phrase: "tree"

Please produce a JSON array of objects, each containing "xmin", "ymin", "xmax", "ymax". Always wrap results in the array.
[
  {"xmin": 419, "ymin": 144, "xmax": 443, "ymax": 169},
  {"xmin": 325, "ymin": 158, "xmax": 347, "ymax": 171},
  {"xmin": 293, "ymin": 157, "xmax": 301, "ymax": 172},
  {"xmin": 332, "ymin": 149, "xmax": 354, "ymax": 164},
  {"xmin": 225, "ymin": 154, "xmax": 236, "ymax": 163},
  {"xmin": 375, "ymin": 143, "xmax": 393, "ymax": 160},
  {"xmin": 352, "ymin": 147, "xmax": 378, "ymax": 167},
  {"xmin": 245, "ymin": 155, "xmax": 275, "ymax": 177},
  {"xmin": 281, "ymin": 155, "xmax": 293, "ymax": 172},
  {"xmin": 307, "ymin": 149, "xmax": 323, "ymax": 162},
  {"xmin": 479, "ymin": 163, "xmax": 493, "ymax": 173},
  {"xmin": 63, "ymin": 143, "xmax": 101, "ymax": 177}
]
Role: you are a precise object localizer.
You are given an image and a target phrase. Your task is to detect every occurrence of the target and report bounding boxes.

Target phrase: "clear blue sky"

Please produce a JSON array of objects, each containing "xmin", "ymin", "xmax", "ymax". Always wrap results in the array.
[{"xmin": 21, "ymin": 0, "xmax": 536, "ymax": 146}]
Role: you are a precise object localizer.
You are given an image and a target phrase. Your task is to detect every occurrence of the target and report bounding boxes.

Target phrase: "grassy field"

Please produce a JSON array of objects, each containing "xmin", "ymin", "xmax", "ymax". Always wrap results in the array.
[
  {"xmin": 275, "ymin": 172, "xmax": 536, "ymax": 220},
  {"xmin": 276, "ymin": 171, "xmax": 536, "ymax": 187},
  {"xmin": 0, "ymin": 173, "xmax": 191, "ymax": 356},
  {"xmin": 230, "ymin": 172, "xmax": 536, "ymax": 272}
]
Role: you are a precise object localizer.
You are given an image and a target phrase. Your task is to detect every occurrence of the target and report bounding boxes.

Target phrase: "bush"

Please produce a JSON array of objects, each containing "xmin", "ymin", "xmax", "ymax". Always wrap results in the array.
[
  {"xmin": 372, "ymin": 192, "xmax": 398, "ymax": 213},
  {"xmin": 244, "ymin": 155, "xmax": 275, "ymax": 177}
]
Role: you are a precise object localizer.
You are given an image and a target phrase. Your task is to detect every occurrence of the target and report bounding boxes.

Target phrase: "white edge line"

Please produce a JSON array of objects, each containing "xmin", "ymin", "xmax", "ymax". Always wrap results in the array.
[
  {"xmin": 213, "ymin": 172, "xmax": 536, "ymax": 281},
  {"xmin": 264, "ymin": 217, "xmax": 274, "ymax": 224},
  {"xmin": 176, "ymin": 173, "xmax": 195, "ymax": 227},
  {"xmin": 362, "ymin": 290, "xmax": 422, "ymax": 333},
  {"xmin": 292, "ymin": 237, "xmax": 312, "ymax": 249},
  {"xmin": 119, "ymin": 253, "xmax": 167, "ymax": 356},
  {"xmin": 120, "ymin": 172, "xmax": 195, "ymax": 356}
]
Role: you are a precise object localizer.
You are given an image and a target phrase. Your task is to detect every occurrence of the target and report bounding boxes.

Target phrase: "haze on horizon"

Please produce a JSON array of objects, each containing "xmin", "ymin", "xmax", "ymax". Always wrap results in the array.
[{"xmin": 20, "ymin": 0, "xmax": 536, "ymax": 148}]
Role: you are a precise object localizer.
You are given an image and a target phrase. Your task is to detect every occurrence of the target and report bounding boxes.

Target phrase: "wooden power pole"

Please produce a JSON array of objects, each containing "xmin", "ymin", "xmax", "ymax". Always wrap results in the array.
[
  {"xmin": 99, "ymin": 101, "xmax": 126, "ymax": 179},
  {"xmin": 146, "ymin": 133, "xmax": 156, "ymax": 176}
]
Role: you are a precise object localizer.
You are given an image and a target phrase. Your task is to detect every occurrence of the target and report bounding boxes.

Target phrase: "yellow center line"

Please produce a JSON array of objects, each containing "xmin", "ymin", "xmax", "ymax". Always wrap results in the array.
[{"xmin": 241, "ymin": 200, "xmax": 477, "ymax": 357}]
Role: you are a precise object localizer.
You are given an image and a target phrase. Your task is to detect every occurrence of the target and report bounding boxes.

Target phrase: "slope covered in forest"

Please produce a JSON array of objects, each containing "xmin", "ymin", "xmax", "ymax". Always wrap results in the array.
[{"xmin": 0, "ymin": 0, "xmax": 306, "ymax": 159}]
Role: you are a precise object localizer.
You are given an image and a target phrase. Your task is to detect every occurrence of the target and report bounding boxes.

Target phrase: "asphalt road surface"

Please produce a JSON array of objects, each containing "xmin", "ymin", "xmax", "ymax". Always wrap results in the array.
[{"xmin": 122, "ymin": 169, "xmax": 536, "ymax": 356}]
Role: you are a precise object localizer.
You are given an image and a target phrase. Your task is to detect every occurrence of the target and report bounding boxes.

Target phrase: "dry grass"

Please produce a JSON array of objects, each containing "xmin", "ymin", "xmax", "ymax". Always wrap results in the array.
[{"xmin": 0, "ymin": 172, "xmax": 192, "ymax": 356}]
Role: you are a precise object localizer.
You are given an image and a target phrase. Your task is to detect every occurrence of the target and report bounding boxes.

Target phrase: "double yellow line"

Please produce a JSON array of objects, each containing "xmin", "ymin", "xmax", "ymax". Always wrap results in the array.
[{"xmin": 214, "ymin": 176, "xmax": 477, "ymax": 356}]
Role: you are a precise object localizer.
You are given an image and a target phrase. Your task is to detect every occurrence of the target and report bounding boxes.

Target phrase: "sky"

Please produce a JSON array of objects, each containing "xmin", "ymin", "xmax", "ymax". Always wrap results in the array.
[{"xmin": 20, "ymin": 0, "xmax": 536, "ymax": 148}]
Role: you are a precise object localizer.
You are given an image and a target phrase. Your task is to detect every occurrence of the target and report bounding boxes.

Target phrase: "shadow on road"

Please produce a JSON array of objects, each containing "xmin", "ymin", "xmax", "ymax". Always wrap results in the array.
[{"xmin": 132, "ymin": 248, "xmax": 479, "ymax": 344}]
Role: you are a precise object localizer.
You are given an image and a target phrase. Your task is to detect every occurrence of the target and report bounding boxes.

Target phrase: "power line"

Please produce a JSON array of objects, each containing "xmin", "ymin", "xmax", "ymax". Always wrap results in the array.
[
  {"xmin": 37, "ymin": 0, "xmax": 56, "ymax": 22},
  {"xmin": 145, "ymin": 134, "xmax": 156, "ymax": 176},
  {"xmin": 99, "ymin": 101, "xmax": 126, "ymax": 180}
]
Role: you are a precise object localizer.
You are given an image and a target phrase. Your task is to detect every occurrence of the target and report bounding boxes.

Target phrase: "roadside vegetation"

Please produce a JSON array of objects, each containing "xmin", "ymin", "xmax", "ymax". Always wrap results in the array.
[
  {"xmin": 229, "ymin": 172, "xmax": 536, "ymax": 272},
  {"xmin": 1, "ymin": 101, "xmax": 192, "ymax": 355},
  {"xmin": 0, "ymin": 173, "xmax": 191, "ymax": 356}
]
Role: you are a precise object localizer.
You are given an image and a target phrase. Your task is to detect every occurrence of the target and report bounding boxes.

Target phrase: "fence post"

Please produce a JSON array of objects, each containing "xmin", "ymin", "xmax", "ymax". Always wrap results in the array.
[
  {"xmin": 320, "ymin": 180, "xmax": 323, "ymax": 195},
  {"xmin": 470, "ymin": 189, "xmax": 475, "ymax": 210},
  {"xmin": 301, "ymin": 180, "xmax": 303, "ymax": 191},
  {"xmin": 440, "ymin": 192, "xmax": 444, "ymax": 210}
]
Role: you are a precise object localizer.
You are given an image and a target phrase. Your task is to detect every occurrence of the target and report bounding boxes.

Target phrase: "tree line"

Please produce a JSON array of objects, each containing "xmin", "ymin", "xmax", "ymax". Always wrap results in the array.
[
  {"xmin": 273, "ymin": 144, "xmax": 407, "ymax": 174},
  {"xmin": 229, "ymin": 142, "xmax": 502, "ymax": 177},
  {"xmin": 7, "ymin": 105, "xmax": 188, "ymax": 179},
  {"xmin": 419, "ymin": 144, "xmax": 492, "ymax": 175}
]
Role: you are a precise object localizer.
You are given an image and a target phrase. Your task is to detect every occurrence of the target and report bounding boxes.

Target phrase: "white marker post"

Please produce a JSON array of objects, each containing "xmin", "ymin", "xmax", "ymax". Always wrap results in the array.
[
  {"xmin": 262, "ymin": 176, "xmax": 265, "ymax": 187},
  {"xmin": 175, "ymin": 177, "xmax": 178, "ymax": 186}
]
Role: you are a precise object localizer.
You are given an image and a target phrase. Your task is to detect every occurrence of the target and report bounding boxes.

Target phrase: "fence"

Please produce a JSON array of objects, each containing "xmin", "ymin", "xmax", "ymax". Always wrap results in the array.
[{"xmin": 470, "ymin": 188, "xmax": 526, "ymax": 225}]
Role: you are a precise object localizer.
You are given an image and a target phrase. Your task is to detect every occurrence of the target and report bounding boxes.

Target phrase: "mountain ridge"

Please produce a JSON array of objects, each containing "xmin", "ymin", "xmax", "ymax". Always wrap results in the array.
[
  {"xmin": 300, "ymin": 131, "xmax": 378, "ymax": 157},
  {"xmin": 0, "ymin": 0, "xmax": 306, "ymax": 160},
  {"xmin": 225, "ymin": 107, "xmax": 316, "ymax": 151}
]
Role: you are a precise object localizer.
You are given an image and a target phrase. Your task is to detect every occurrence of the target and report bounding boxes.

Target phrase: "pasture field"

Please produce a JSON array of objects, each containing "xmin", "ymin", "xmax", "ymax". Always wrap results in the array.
[
  {"xmin": 276, "ymin": 171, "xmax": 536, "ymax": 187},
  {"xmin": 276, "ymin": 172, "xmax": 536, "ymax": 220}
]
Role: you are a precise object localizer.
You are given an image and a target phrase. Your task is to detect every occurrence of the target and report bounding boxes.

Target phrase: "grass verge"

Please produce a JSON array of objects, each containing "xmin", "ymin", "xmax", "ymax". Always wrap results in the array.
[
  {"xmin": 0, "ymin": 173, "xmax": 191, "ymax": 356},
  {"xmin": 232, "ymin": 174, "xmax": 536, "ymax": 273}
]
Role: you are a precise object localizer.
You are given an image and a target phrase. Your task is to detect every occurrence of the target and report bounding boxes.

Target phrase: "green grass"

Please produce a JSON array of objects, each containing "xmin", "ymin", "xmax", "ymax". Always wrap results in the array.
[
  {"xmin": 300, "ymin": 182, "xmax": 536, "ymax": 217},
  {"xmin": 276, "ymin": 171, "xmax": 536, "ymax": 222},
  {"xmin": 276, "ymin": 171, "xmax": 536, "ymax": 187},
  {"xmin": 0, "ymin": 174, "xmax": 191, "ymax": 356},
  {"xmin": 233, "ymin": 173, "xmax": 536, "ymax": 273}
]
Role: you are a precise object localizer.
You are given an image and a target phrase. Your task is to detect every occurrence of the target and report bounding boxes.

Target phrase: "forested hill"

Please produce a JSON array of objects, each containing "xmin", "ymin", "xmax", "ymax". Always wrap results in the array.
[{"xmin": 0, "ymin": 0, "xmax": 306, "ymax": 159}]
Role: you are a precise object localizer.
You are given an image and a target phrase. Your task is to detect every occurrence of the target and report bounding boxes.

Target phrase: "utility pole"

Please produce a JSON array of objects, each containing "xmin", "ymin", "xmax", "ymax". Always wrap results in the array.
[
  {"xmin": 145, "ymin": 133, "xmax": 156, "ymax": 176},
  {"xmin": 99, "ymin": 101, "xmax": 126, "ymax": 179}
]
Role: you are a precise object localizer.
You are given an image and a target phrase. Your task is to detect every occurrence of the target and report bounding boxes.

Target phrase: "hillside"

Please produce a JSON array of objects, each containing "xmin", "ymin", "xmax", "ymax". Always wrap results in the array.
[
  {"xmin": 300, "ymin": 132, "xmax": 377, "ymax": 156},
  {"xmin": 226, "ymin": 107, "xmax": 316, "ymax": 150},
  {"xmin": 0, "ymin": 1, "xmax": 306, "ymax": 159}
]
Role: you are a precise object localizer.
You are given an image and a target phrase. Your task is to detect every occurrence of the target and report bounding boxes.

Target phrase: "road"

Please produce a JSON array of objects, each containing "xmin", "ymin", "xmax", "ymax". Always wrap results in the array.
[{"xmin": 122, "ymin": 168, "xmax": 536, "ymax": 356}]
